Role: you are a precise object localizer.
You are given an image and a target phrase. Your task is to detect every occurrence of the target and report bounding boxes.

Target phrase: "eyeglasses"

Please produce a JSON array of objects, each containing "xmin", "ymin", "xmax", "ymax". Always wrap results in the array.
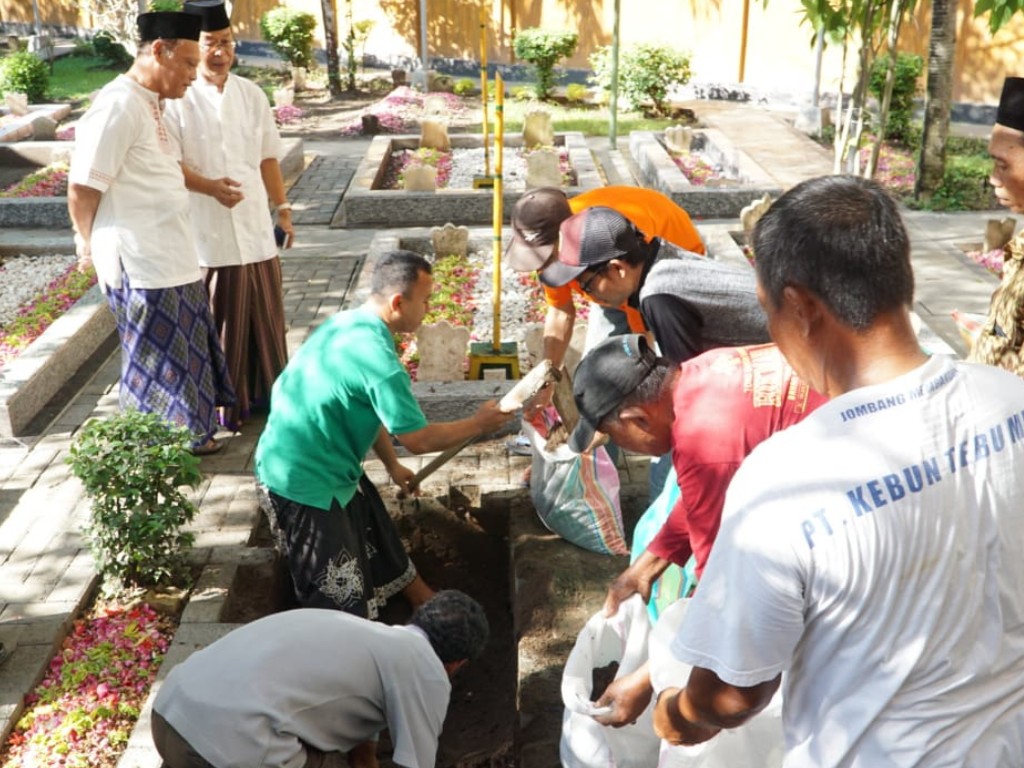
[
  {"xmin": 200, "ymin": 39, "xmax": 236, "ymax": 52},
  {"xmin": 579, "ymin": 264, "xmax": 610, "ymax": 295}
]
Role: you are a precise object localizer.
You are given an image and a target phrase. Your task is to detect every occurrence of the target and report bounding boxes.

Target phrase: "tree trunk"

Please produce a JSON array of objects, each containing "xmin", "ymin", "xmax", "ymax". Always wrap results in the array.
[
  {"xmin": 319, "ymin": 0, "xmax": 343, "ymax": 98},
  {"xmin": 915, "ymin": 0, "xmax": 957, "ymax": 201},
  {"xmin": 866, "ymin": 0, "xmax": 908, "ymax": 179}
]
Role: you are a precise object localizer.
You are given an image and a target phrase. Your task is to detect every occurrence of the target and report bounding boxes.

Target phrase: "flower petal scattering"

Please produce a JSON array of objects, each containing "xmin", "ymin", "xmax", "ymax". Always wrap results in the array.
[
  {"xmin": 381, "ymin": 146, "xmax": 574, "ymax": 191},
  {"xmin": 670, "ymin": 152, "xmax": 724, "ymax": 186},
  {"xmin": 338, "ymin": 86, "xmax": 469, "ymax": 136},
  {"xmin": 0, "ymin": 259, "xmax": 98, "ymax": 372},
  {"xmin": 0, "ymin": 163, "xmax": 69, "ymax": 198},
  {"xmin": 273, "ymin": 104, "xmax": 306, "ymax": 126},
  {"xmin": 0, "ymin": 603, "xmax": 175, "ymax": 768}
]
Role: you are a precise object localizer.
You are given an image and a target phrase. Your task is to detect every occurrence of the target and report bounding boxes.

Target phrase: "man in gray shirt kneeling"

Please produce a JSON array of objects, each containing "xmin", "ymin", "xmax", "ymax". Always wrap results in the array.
[{"xmin": 151, "ymin": 590, "xmax": 488, "ymax": 768}]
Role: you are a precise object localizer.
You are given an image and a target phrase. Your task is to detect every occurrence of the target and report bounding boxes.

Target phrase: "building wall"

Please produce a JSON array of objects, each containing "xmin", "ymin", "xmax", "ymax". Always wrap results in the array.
[{"xmin": 8, "ymin": 0, "xmax": 1023, "ymax": 105}]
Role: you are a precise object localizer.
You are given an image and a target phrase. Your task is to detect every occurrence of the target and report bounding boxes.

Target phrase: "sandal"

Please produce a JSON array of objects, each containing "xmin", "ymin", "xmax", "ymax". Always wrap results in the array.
[{"xmin": 191, "ymin": 438, "xmax": 223, "ymax": 456}]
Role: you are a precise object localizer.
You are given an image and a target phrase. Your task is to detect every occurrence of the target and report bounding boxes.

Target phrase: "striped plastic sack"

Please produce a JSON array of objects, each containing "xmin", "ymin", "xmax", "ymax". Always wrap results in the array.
[{"xmin": 522, "ymin": 414, "xmax": 628, "ymax": 556}]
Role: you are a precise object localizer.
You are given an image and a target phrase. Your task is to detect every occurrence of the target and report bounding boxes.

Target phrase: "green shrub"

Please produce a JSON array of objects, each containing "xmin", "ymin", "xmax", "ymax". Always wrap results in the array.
[
  {"xmin": 0, "ymin": 50, "xmax": 49, "ymax": 102},
  {"xmin": 91, "ymin": 31, "xmax": 132, "ymax": 68},
  {"xmin": 148, "ymin": 0, "xmax": 183, "ymax": 10},
  {"xmin": 513, "ymin": 28, "xmax": 578, "ymax": 100},
  {"xmin": 454, "ymin": 77, "xmax": 476, "ymax": 96},
  {"xmin": 66, "ymin": 409, "xmax": 204, "ymax": 592},
  {"xmin": 259, "ymin": 7, "xmax": 318, "ymax": 69},
  {"xmin": 511, "ymin": 84, "xmax": 537, "ymax": 102},
  {"xmin": 869, "ymin": 52, "xmax": 923, "ymax": 146},
  {"xmin": 565, "ymin": 82, "xmax": 588, "ymax": 103},
  {"xmin": 591, "ymin": 43, "xmax": 692, "ymax": 116}
]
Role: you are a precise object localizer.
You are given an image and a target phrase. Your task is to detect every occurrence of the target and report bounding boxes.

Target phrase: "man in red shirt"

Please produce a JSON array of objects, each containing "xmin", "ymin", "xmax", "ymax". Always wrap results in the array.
[{"xmin": 568, "ymin": 334, "xmax": 826, "ymax": 725}]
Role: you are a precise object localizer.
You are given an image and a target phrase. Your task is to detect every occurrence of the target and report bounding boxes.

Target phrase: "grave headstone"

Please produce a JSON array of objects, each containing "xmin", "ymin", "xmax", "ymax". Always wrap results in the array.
[
  {"xmin": 423, "ymin": 94, "xmax": 448, "ymax": 116},
  {"xmin": 273, "ymin": 87, "xmax": 294, "ymax": 107},
  {"xmin": 665, "ymin": 124, "xmax": 693, "ymax": 153},
  {"xmin": 404, "ymin": 164, "xmax": 437, "ymax": 191},
  {"xmin": 431, "ymin": 223, "xmax": 470, "ymax": 258},
  {"xmin": 5, "ymin": 92, "xmax": 28, "ymax": 116},
  {"xmin": 420, "ymin": 118, "xmax": 451, "ymax": 151},
  {"xmin": 28, "ymin": 114, "xmax": 57, "ymax": 140},
  {"xmin": 740, "ymin": 193, "xmax": 774, "ymax": 236},
  {"xmin": 526, "ymin": 148, "xmax": 563, "ymax": 189},
  {"xmin": 523, "ymin": 321, "xmax": 587, "ymax": 378},
  {"xmin": 984, "ymin": 217, "xmax": 1017, "ymax": 253},
  {"xmin": 416, "ymin": 321, "xmax": 470, "ymax": 381},
  {"xmin": 522, "ymin": 109, "xmax": 554, "ymax": 148}
]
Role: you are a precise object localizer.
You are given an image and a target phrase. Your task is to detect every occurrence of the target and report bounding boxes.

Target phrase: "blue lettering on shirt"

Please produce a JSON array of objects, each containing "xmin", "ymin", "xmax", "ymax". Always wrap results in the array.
[{"xmin": 800, "ymin": 411, "xmax": 1020, "ymax": 549}]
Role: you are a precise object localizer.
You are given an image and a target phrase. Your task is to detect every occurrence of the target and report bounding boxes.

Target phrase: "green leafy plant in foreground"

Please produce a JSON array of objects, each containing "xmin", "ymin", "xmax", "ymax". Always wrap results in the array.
[
  {"xmin": 67, "ymin": 410, "xmax": 203, "ymax": 593},
  {"xmin": 0, "ymin": 50, "xmax": 49, "ymax": 102},
  {"xmin": 259, "ymin": 7, "xmax": 318, "ymax": 69},
  {"xmin": 513, "ymin": 28, "xmax": 578, "ymax": 101}
]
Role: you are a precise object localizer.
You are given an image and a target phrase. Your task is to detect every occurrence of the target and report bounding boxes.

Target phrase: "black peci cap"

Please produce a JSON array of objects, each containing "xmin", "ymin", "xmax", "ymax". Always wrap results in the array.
[
  {"xmin": 137, "ymin": 11, "xmax": 202, "ymax": 43},
  {"xmin": 183, "ymin": 0, "xmax": 232, "ymax": 32}
]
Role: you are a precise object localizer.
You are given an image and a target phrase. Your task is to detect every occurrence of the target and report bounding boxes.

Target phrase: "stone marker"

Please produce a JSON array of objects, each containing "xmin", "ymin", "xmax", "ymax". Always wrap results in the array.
[
  {"xmin": 740, "ymin": 193, "xmax": 774, "ymax": 236},
  {"xmin": 420, "ymin": 118, "xmax": 451, "ymax": 151},
  {"xmin": 404, "ymin": 164, "xmax": 437, "ymax": 191},
  {"xmin": 272, "ymin": 87, "xmax": 294, "ymax": 107},
  {"xmin": 416, "ymin": 320, "xmax": 470, "ymax": 381},
  {"xmin": 29, "ymin": 114, "xmax": 57, "ymax": 140},
  {"xmin": 5, "ymin": 92, "xmax": 28, "ymax": 116},
  {"xmin": 523, "ymin": 321, "xmax": 587, "ymax": 378},
  {"xmin": 431, "ymin": 222, "xmax": 470, "ymax": 258},
  {"xmin": 665, "ymin": 124, "xmax": 693, "ymax": 153},
  {"xmin": 523, "ymin": 109, "xmax": 554, "ymax": 148},
  {"xmin": 423, "ymin": 94, "xmax": 448, "ymax": 116},
  {"xmin": 984, "ymin": 217, "xmax": 1017, "ymax": 253},
  {"xmin": 526, "ymin": 147, "xmax": 564, "ymax": 189}
]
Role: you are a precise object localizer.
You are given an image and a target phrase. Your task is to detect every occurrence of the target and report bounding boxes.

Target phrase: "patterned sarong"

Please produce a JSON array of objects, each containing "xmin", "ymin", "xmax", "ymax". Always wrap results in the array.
[
  {"xmin": 106, "ymin": 275, "xmax": 235, "ymax": 447},
  {"xmin": 205, "ymin": 258, "xmax": 288, "ymax": 430},
  {"xmin": 256, "ymin": 477, "xmax": 417, "ymax": 620}
]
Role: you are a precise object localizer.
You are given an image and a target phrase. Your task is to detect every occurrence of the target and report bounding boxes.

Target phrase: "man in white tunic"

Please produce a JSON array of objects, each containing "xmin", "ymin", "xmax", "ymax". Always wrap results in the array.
[
  {"xmin": 151, "ymin": 590, "xmax": 489, "ymax": 768},
  {"xmin": 164, "ymin": 0, "xmax": 291, "ymax": 430},
  {"xmin": 68, "ymin": 11, "xmax": 234, "ymax": 455},
  {"xmin": 652, "ymin": 175, "xmax": 1024, "ymax": 767}
]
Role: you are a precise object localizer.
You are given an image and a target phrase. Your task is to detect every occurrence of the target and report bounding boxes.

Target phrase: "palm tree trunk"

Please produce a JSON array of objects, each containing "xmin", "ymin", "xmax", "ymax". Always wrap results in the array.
[{"xmin": 914, "ymin": 0, "xmax": 957, "ymax": 201}]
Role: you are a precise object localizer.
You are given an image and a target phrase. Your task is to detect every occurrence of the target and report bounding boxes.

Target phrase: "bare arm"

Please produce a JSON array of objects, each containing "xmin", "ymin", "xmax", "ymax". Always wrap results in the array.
[
  {"xmin": 347, "ymin": 740, "xmax": 379, "ymax": 768},
  {"xmin": 603, "ymin": 550, "xmax": 672, "ymax": 617},
  {"xmin": 260, "ymin": 156, "xmax": 294, "ymax": 248},
  {"xmin": 542, "ymin": 299, "xmax": 576, "ymax": 369},
  {"xmin": 396, "ymin": 400, "xmax": 514, "ymax": 455},
  {"xmin": 67, "ymin": 183, "xmax": 102, "ymax": 272},
  {"xmin": 373, "ymin": 426, "xmax": 417, "ymax": 496},
  {"xmin": 653, "ymin": 668, "xmax": 781, "ymax": 745}
]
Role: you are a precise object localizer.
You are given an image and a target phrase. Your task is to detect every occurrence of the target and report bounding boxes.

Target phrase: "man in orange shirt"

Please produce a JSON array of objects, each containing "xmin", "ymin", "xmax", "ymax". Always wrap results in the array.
[{"xmin": 507, "ymin": 186, "xmax": 705, "ymax": 378}]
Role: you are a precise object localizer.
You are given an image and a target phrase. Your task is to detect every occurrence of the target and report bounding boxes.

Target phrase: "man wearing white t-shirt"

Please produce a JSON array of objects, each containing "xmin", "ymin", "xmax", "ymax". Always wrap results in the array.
[
  {"xmin": 653, "ymin": 174, "xmax": 1024, "ymax": 767},
  {"xmin": 164, "ymin": 0, "xmax": 291, "ymax": 431},
  {"xmin": 151, "ymin": 590, "xmax": 489, "ymax": 768}
]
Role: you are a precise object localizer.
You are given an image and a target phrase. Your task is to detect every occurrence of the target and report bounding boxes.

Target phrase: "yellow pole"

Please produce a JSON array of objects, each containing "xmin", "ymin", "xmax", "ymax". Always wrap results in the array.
[
  {"xmin": 492, "ymin": 72, "xmax": 504, "ymax": 352},
  {"xmin": 480, "ymin": 4, "xmax": 490, "ymax": 177}
]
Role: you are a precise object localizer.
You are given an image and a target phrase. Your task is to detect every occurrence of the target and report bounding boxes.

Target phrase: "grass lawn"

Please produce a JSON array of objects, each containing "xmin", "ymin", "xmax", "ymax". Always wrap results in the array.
[{"xmin": 46, "ymin": 54, "xmax": 125, "ymax": 103}]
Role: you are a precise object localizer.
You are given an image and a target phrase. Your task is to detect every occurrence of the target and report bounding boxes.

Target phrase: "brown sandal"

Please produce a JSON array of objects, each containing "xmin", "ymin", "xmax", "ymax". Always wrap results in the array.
[{"xmin": 192, "ymin": 438, "xmax": 223, "ymax": 456}]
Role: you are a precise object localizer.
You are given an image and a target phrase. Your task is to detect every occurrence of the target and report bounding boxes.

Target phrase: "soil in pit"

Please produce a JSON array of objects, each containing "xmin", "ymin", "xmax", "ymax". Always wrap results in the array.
[{"xmin": 225, "ymin": 492, "xmax": 515, "ymax": 768}]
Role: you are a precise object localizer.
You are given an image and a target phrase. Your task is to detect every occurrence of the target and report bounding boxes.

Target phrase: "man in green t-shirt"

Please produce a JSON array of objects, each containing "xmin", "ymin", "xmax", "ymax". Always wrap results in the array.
[{"xmin": 255, "ymin": 250, "xmax": 513, "ymax": 619}]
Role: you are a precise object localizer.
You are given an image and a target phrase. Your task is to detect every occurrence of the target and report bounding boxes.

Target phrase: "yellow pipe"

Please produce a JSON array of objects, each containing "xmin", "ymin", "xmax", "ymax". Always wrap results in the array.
[
  {"xmin": 480, "ymin": 3, "xmax": 490, "ymax": 177},
  {"xmin": 492, "ymin": 72, "xmax": 504, "ymax": 352},
  {"xmin": 739, "ymin": 0, "xmax": 750, "ymax": 82}
]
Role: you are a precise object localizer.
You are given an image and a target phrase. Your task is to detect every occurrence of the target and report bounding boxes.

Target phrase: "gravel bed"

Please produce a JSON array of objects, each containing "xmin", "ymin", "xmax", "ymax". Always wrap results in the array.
[{"xmin": 0, "ymin": 253, "xmax": 77, "ymax": 329}]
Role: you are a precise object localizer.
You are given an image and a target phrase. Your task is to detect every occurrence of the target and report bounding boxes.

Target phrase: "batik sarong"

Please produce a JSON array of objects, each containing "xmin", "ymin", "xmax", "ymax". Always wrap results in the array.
[
  {"xmin": 106, "ymin": 274, "xmax": 235, "ymax": 448},
  {"xmin": 256, "ymin": 476, "xmax": 417, "ymax": 620}
]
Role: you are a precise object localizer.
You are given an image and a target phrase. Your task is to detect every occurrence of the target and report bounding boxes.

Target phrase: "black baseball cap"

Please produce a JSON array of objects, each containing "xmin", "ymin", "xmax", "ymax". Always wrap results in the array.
[
  {"xmin": 570, "ymin": 334, "xmax": 658, "ymax": 453},
  {"xmin": 506, "ymin": 187, "xmax": 572, "ymax": 272},
  {"xmin": 137, "ymin": 11, "xmax": 202, "ymax": 42},
  {"xmin": 540, "ymin": 206, "xmax": 642, "ymax": 288}
]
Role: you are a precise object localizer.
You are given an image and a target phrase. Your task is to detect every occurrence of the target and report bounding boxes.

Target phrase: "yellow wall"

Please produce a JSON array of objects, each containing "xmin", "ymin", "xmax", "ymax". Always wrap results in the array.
[{"xmin": 8, "ymin": 0, "xmax": 1022, "ymax": 105}]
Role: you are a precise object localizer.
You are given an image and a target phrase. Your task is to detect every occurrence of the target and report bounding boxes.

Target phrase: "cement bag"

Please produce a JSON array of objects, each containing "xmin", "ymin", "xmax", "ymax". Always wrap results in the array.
[
  {"xmin": 560, "ymin": 596, "xmax": 661, "ymax": 768},
  {"xmin": 522, "ymin": 411, "xmax": 628, "ymax": 555},
  {"xmin": 649, "ymin": 599, "xmax": 785, "ymax": 768}
]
